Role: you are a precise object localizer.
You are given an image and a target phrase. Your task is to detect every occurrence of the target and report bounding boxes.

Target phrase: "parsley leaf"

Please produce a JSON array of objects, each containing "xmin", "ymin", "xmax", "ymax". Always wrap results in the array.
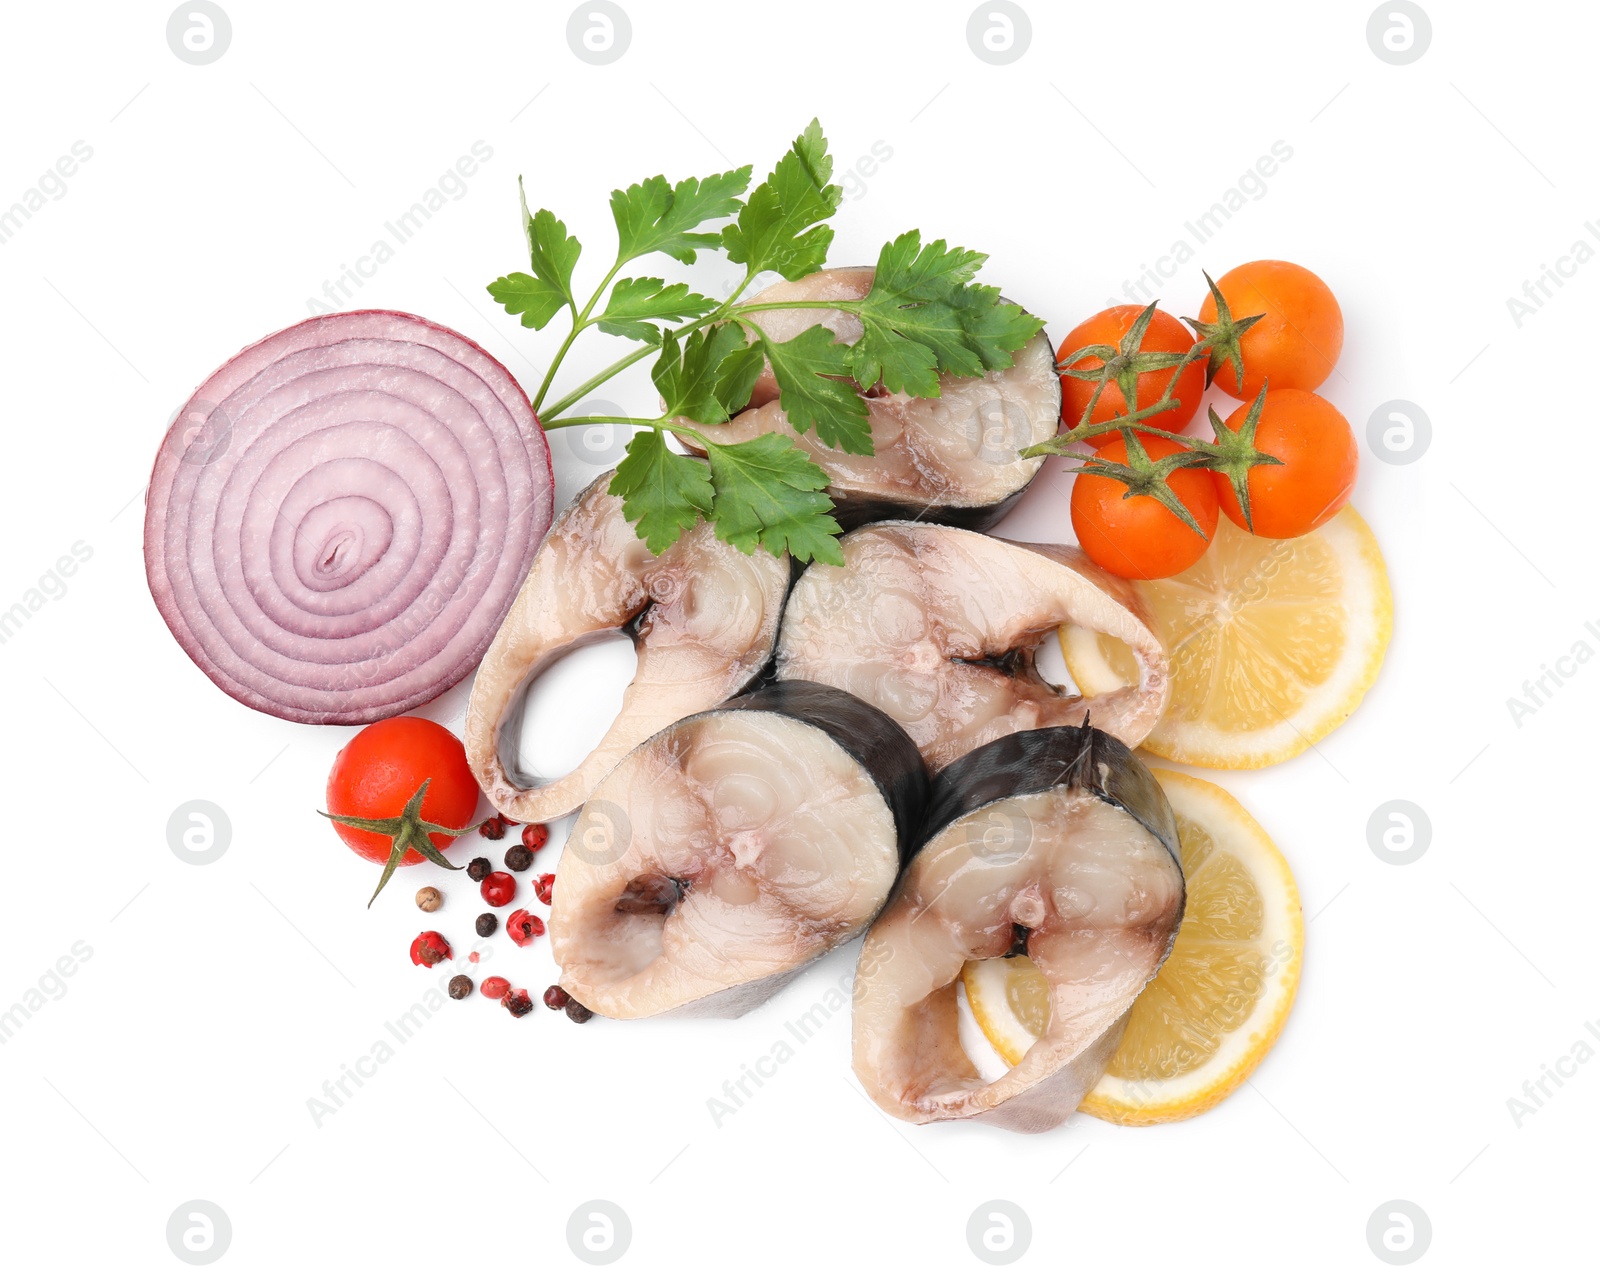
[
  {"xmin": 611, "ymin": 167, "xmax": 752, "ymax": 266},
  {"xmin": 651, "ymin": 325, "xmax": 760, "ymax": 426},
  {"xmin": 704, "ymin": 433, "xmax": 843, "ymax": 564},
  {"xmin": 608, "ymin": 430, "xmax": 714, "ymax": 553},
  {"xmin": 721, "ymin": 119, "xmax": 842, "ymax": 280},
  {"xmin": 598, "ymin": 278, "xmax": 719, "ymax": 343},
  {"xmin": 487, "ymin": 179, "xmax": 582, "ymax": 329},
  {"xmin": 486, "ymin": 272, "xmax": 568, "ymax": 331},
  {"xmin": 850, "ymin": 230, "xmax": 1045, "ymax": 393},
  {"xmin": 749, "ymin": 324, "xmax": 872, "ymax": 455}
]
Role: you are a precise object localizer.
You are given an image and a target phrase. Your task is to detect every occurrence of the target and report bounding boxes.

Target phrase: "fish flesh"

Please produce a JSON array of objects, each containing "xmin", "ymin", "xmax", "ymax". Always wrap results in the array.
[
  {"xmin": 465, "ymin": 470, "xmax": 789, "ymax": 823},
  {"xmin": 551, "ymin": 680, "xmax": 928, "ymax": 1019},
  {"xmin": 774, "ymin": 522, "xmax": 1169, "ymax": 772},
  {"xmin": 852, "ymin": 723, "xmax": 1185, "ymax": 1132},
  {"xmin": 680, "ymin": 267, "xmax": 1060, "ymax": 530}
]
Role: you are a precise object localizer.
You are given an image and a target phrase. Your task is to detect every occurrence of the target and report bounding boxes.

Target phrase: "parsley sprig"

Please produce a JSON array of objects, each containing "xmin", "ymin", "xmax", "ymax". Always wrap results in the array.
[{"xmin": 488, "ymin": 120, "xmax": 1043, "ymax": 566}]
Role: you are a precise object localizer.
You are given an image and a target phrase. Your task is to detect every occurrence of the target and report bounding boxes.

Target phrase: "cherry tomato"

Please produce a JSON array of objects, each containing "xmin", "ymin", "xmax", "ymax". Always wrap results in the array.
[
  {"xmin": 1197, "ymin": 260, "xmax": 1343, "ymax": 399},
  {"xmin": 1057, "ymin": 306, "xmax": 1205, "ymax": 447},
  {"xmin": 326, "ymin": 717, "xmax": 480, "ymax": 865},
  {"xmin": 1071, "ymin": 436, "xmax": 1219, "ymax": 580},
  {"xmin": 1214, "ymin": 389, "xmax": 1358, "ymax": 538}
]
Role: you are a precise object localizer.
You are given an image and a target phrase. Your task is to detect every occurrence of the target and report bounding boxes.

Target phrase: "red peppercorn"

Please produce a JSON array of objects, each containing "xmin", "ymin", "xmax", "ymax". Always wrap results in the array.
[
  {"xmin": 480, "ymin": 872, "xmax": 516, "ymax": 907},
  {"xmin": 542, "ymin": 984, "xmax": 570, "ymax": 1011},
  {"xmin": 504, "ymin": 988, "xmax": 534, "ymax": 1018},
  {"xmin": 521, "ymin": 823, "xmax": 549, "ymax": 853},
  {"xmin": 506, "ymin": 909, "xmax": 545, "ymax": 946},
  {"xmin": 478, "ymin": 817, "xmax": 506, "ymax": 841},
  {"xmin": 409, "ymin": 931, "xmax": 452, "ymax": 968},
  {"xmin": 534, "ymin": 873, "xmax": 555, "ymax": 905},
  {"xmin": 480, "ymin": 976, "xmax": 510, "ymax": 1000}
]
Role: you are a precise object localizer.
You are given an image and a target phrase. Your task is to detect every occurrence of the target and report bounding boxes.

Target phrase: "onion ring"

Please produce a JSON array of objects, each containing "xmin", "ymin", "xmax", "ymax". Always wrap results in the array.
[{"xmin": 144, "ymin": 310, "xmax": 553, "ymax": 724}]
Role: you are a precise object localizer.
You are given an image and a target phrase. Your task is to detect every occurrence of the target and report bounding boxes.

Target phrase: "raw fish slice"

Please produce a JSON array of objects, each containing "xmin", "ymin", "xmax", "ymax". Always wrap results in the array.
[
  {"xmin": 552, "ymin": 681, "xmax": 927, "ymax": 1018},
  {"xmin": 852, "ymin": 724, "xmax": 1184, "ymax": 1132},
  {"xmin": 465, "ymin": 471, "xmax": 789, "ymax": 823},
  {"xmin": 776, "ymin": 522, "xmax": 1168, "ymax": 771},
  {"xmin": 680, "ymin": 268, "xmax": 1060, "ymax": 530}
]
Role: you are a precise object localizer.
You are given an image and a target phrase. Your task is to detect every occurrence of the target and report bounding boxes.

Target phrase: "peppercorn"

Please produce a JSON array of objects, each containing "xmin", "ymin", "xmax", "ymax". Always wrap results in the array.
[
  {"xmin": 504, "ymin": 989, "xmax": 534, "ymax": 1018},
  {"xmin": 415, "ymin": 886, "xmax": 442, "ymax": 912},
  {"xmin": 447, "ymin": 974, "xmax": 472, "ymax": 1000},
  {"xmin": 480, "ymin": 871, "xmax": 516, "ymax": 907},
  {"xmin": 475, "ymin": 912, "xmax": 499, "ymax": 937},
  {"xmin": 466, "ymin": 857, "xmax": 492, "ymax": 882},
  {"xmin": 521, "ymin": 822, "xmax": 550, "ymax": 853},
  {"xmin": 478, "ymin": 817, "xmax": 506, "ymax": 841},
  {"xmin": 409, "ymin": 931, "xmax": 451, "ymax": 967},
  {"xmin": 542, "ymin": 984, "xmax": 570, "ymax": 1011},
  {"xmin": 504, "ymin": 843, "xmax": 533, "ymax": 872},
  {"xmin": 565, "ymin": 998, "xmax": 594, "ymax": 1024}
]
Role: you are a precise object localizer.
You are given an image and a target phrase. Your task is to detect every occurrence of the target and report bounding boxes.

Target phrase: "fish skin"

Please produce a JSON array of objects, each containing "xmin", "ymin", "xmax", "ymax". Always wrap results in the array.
[{"xmin": 916, "ymin": 722, "xmax": 1181, "ymax": 870}]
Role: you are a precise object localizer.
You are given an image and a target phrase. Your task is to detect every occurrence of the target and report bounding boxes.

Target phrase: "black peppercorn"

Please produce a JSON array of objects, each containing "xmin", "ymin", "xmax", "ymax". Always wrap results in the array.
[
  {"xmin": 475, "ymin": 912, "xmax": 499, "ymax": 937},
  {"xmin": 565, "ymin": 998, "xmax": 594, "ymax": 1024},
  {"xmin": 466, "ymin": 857, "xmax": 492, "ymax": 882},
  {"xmin": 447, "ymin": 974, "xmax": 472, "ymax": 1000},
  {"xmin": 478, "ymin": 817, "xmax": 506, "ymax": 841},
  {"xmin": 504, "ymin": 843, "xmax": 533, "ymax": 872}
]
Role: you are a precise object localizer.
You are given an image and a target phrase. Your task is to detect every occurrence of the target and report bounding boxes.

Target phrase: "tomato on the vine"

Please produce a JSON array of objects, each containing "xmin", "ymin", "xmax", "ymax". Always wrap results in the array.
[
  {"xmin": 1214, "ymin": 389, "xmax": 1357, "ymax": 538},
  {"xmin": 326, "ymin": 717, "xmax": 480, "ymax": 865},
  {"xmin": 1057, "ymin": 306, "xmax": 1205, "ymax": 446},
  {"xmin": 1071, "ymin": 435, "xmax": 1219, "ymax": 580},
  {"xmin": 1194, "ymin": 261, "xmax": 1343, "ymax": 399}
]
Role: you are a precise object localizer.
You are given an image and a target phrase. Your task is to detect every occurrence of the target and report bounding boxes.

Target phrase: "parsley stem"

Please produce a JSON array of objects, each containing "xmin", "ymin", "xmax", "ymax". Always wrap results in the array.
[
  {"xmin": 540, "ymin": 413, "xmax": 709, "ymax": 445},
  {"xmin": 531, "ymin": 259, "xmax": 627, "ymax": 413},
  {"xmin": 730, "ymin": 300, "xmax": 858, "ymax": 314},
  {"xmin": 540, "ymin": 344, "xmax": 657, "ymax": 422},
  {"xmin": 539, "ymin": 268, "xmax": 760, "ymax": 423}
]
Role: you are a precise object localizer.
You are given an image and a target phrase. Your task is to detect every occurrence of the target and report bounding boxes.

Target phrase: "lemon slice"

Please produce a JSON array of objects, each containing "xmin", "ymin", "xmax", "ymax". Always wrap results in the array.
[
  {"xmin": 961, "ymin": 768, "xmax": 1303, "ymax": 1125},
  {"xmin": 1061, "ymin": 506, "xmax": 1391, "ymax": 769}
]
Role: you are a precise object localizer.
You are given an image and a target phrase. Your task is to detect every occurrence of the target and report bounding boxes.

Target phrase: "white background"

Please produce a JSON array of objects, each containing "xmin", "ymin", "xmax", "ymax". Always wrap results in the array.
[{"xmin": 1, "ymin": 1, "xmax": 1594, "ymax": 1263}]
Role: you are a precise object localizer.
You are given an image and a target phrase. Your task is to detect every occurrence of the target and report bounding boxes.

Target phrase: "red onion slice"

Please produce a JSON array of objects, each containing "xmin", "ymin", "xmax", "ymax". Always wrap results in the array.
[{"xmin": 144, "ymin": 310, "xmax": 553, "ymax": 724}]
